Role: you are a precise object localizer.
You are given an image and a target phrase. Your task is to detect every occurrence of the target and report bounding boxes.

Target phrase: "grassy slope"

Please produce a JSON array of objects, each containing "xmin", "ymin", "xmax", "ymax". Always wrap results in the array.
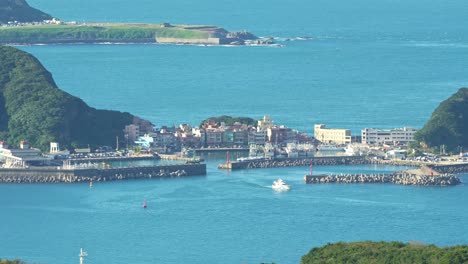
[{"xmin": 0, "ymin": 23, "xmax": 210, "ymax": 43}]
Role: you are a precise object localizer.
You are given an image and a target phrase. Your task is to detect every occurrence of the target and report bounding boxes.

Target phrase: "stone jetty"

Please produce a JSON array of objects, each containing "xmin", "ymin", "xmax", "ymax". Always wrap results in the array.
[
  {"xmin": 304, "ymin": 172, "xmax": 461, "ymax": 186},
  {"xmin": 218, "ymin": 156, "xmax": 369, "ymax": 170},
  {"xmin": 0, "ymin": 163, "xmax": 206, "ymax": 183},
  {"xmin": 427, "ymin": 163, "xmax": 468, "ymax": 174}
]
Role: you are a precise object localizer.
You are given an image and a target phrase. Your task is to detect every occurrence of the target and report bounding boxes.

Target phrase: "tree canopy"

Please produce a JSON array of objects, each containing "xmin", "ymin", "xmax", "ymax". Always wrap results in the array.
[
  {"xmin": 0, "ymin": 46, "xmax": 140, "ymax": 151},
  {"xmin": 200, "ymin": 115, "xmax": 257, "ymax": 127},
  {"xmin": 415, "ymin": 88, "xmax": 468, "ymax": 152},
  {"xmin": 301, "ymin": 241, "xmax": 468, "ymax": 264}
]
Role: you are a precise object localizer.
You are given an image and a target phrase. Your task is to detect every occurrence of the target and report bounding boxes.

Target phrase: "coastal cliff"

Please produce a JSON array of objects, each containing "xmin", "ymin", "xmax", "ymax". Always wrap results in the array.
[{"xmin": 0, "ymin": 46, "xmax": 149, "ymax": 150}]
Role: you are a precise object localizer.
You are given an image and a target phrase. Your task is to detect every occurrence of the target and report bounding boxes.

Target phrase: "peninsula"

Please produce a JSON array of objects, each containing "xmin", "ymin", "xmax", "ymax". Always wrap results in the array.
[{"xmin": 0, "ymin": 1, "xmax": 260, "ymax": 45}]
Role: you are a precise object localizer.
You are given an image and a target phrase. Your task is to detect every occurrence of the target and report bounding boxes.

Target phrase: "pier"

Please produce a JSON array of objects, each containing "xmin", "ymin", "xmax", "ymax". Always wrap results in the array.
[{"xmin": 0, "ymin": 163, "xmax": 206, "ymax": 183}]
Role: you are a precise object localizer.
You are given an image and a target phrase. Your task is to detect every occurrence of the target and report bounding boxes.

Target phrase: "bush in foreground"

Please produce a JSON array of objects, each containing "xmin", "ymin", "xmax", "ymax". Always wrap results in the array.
[{"xmin": 301, "ymin": 241, "xmax": 468, "ymax": 264}]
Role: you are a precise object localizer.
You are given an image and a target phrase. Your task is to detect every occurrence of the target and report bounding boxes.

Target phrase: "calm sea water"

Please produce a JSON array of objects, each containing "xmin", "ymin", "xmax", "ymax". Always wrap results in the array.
[{"xmin": 2, "ymin": 0, "xmax": 468, "ymax": 263}]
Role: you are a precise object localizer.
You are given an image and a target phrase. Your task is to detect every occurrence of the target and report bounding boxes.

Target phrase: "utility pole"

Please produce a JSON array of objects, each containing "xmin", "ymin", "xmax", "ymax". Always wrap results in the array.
[
  {"xmin": 79, "ymin": 248, "xmax": 88, "ymax": 264},
  {"xmin": 116, "ymin": 136, "xmax": 119, "ymax": 151}
]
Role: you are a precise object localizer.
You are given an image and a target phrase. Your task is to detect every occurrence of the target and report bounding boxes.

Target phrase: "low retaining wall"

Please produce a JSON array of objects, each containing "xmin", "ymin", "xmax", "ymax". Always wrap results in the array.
[
  {"xmin": 304, "ymin": 173, "xmax": 461, "ymax": 186},
  {"xmin": 68, "ymin": 155, "xmax": 160, "ymax": 163},
  {"xmin": 0, "ymin": 164, "xmax": 206, "ymax": 183}
]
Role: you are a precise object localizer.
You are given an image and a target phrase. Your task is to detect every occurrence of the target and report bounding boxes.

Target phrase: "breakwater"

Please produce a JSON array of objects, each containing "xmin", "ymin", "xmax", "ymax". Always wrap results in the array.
[
  {"xmin": 428, "ymin": 163, "xmax": 468, "ymax": 174},
  {"xmin": 0, "ymin": 163, "xmax": 206, "ymax": 183},
  {"xmin": 304, "ymin": 173, "xmax": 461, "ymax": 186},
  {"xmin": 218, "ymin": 156, "xmax": 369, "ymax": 170}
]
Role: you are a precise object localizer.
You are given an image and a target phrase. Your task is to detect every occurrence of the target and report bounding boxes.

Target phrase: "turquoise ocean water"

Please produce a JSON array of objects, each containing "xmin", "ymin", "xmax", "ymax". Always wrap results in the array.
[{"xmin": 2, "ymin": 0, "xmax": 468, "ymax": 263}]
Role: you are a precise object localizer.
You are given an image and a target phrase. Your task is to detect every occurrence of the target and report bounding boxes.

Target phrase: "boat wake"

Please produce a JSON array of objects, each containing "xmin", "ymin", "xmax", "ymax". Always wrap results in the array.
[
  {"xmin": 264, "ymin": 36, "xmax": 315, "ymax": 42},
  {"xmin": 403, "ymin": 41, "xmax": 468, "ymax": 48}
]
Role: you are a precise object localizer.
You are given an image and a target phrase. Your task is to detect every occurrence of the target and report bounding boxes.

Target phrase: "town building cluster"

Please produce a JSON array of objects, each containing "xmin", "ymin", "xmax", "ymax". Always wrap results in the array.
[
  {"xmin": 0, "ymin": 115, "xmax": 422, "ymax": 168},
  {"xmin": 125, "ymin": 116, "xmax": 420, "ymax": 159},
  {"xmin": 128, "ymin": 116, "xmax": 315, "ymax": 153}
]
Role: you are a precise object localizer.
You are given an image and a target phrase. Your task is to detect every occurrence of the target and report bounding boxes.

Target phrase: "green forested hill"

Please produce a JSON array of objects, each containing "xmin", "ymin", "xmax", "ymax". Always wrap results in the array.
[
  {"xmin": 0, "ymin": 0, "xmax": 52, "ymax": 23},
  {"xmin": 301, "ymin": 241, "xmax": 468, "ymax": 264},
  {"xmin": 0, "ymin": 46, "xmax": 139, "ymax": 150},
  {"xmin": 415, "ymin": 88, "xmax": 468, "ymax": 152}
]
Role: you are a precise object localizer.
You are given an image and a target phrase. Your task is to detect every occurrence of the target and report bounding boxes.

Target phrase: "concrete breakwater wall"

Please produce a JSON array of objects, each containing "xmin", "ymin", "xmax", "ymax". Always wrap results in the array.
[
  {"xmin": 428, "ymin": 164, "xmax": 468, "ymax": 174},
  {"xmin": 304, "ymin": 173, "xmax": 461, "ymax": 186},
  {"xmin": 0, "ymin": 164, "xmax": 206, "ymax": 183},
  {"xmin": 219, "ymin": 156, "xmax": 369, "ymax": 170}
]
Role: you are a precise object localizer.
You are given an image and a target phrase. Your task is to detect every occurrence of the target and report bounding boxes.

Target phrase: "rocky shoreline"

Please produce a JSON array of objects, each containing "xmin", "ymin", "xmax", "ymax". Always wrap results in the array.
[{"xmin": 304, "ymin": 173, "xmax": 461, "ymax": 186}]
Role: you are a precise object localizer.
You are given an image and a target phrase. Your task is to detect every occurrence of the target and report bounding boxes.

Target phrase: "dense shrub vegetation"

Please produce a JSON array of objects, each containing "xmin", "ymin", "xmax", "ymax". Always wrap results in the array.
[
  {"xmin": 301, "ymin": 241, "xmax": 468, "ymax": 264},
  {"xmin": 200, "ymin": 115, "xmax": 257, "ymax": 127},
  {"xmin": 0, "ymin": 46, "xmax": 136, "ymax": 150}
]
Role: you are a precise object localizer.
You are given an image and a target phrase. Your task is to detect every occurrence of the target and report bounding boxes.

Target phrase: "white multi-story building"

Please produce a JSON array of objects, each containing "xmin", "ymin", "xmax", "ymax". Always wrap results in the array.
[
  {"xmin": 314, "ymin": 124, "xmax": 351, "ymax": 144},
  {"xmin": 361, "ymin": 127, "xmax": 418, "ymax": 146},
  {"xmin": 257, "ymin": 115, "xmax": 274, "ymax": 130}
]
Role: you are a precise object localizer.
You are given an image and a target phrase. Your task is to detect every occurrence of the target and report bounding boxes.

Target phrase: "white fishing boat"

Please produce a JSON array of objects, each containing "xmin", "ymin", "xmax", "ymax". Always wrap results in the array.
[{"xmin": 271, "ymin": 178, "xmax": 290, "ymax": 191}]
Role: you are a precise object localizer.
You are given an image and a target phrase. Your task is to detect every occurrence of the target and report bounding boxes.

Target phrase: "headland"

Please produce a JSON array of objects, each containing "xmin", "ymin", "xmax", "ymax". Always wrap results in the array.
[{"xmin": 0, "ymin": 22, "xmax": 262, "ymax": 46}]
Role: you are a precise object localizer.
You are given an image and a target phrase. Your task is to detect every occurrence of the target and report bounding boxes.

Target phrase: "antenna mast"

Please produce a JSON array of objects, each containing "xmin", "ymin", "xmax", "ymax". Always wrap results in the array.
[{"xmin": 79, "ymin": 248, "xmax": 88, "ymax": 264}]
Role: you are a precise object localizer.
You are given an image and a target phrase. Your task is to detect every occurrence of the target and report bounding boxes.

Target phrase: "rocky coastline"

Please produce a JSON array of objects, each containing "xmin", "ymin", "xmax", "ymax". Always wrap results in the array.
[{"xmin": 304, "ymin": 172, "xmax": 461, "ymax": 186}]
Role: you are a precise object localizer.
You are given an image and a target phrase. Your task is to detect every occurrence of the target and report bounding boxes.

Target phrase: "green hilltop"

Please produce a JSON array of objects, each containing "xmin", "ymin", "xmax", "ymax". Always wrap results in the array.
[
  {"xmin": 200, "ymin": 115, "xmax": 257, "ymax": 127},
  {"xmin": 0, "ymin": 0, "xmax": 52, "ymax": 23},
  {"xmin": 415, "ymin": 88, "xmax": 468, "ymax": 152},
  {"xmin": 301, "ymin": 241, "xmax": 468, "ymax": 264},
  {"xmin": 0, "ymin": 45, "xmax": 145, "ymax": 151}
]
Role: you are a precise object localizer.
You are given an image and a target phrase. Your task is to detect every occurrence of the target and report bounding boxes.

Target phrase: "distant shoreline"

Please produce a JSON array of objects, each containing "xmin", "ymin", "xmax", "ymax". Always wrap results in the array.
[{"xmin": 0, "ymin": 22, "xmax": 263, "ymax": 46}]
